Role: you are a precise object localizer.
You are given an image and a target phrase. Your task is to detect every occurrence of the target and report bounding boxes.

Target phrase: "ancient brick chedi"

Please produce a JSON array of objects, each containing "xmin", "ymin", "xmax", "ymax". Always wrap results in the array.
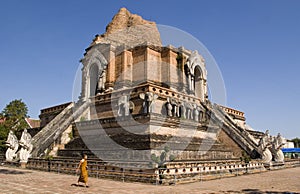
[
  {"xmin": 28, "ymin": 8, "xmax": 284, "ymax": 172},
  {"xmin": 73, "ymin": 8, "xmax": 261, "ymax": 167}
]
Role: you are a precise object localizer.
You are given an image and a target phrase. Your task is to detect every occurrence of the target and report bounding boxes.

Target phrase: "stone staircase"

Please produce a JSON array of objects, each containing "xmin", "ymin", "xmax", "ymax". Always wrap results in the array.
[
  {"xmin": 31, "ymin": 100, "xmax": 90, "ymax": 157},
  {"xmin": 208, "ymin": 103, "xmax": 261, "ymax": 158}
]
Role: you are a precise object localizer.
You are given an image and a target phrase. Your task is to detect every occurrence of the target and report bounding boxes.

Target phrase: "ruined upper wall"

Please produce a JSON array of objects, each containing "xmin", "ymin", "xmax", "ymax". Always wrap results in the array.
[
  {"xmin": 90, "ymin": 8, "xmax": 162, "ymax": 48},
  {"xmin": 81, "ymin": 8, "xmax": 208, "ymax": 103}
]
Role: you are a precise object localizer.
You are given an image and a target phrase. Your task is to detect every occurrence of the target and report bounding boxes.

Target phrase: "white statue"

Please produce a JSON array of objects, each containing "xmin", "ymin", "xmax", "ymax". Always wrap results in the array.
[
  {"xmin": 5, "ymin": 130, "xmax": 19, "ymax": 162},
  {"xmin": 139, "ymin": 92, "xmax": 158, "ymax": 114},
  {"xmin": 97, "ymin": 69, "xmax": 106, "ymax": 93},
  {"xmin": 117, "ymin": 95, "xmax": 134, "ymax": 117},
  {"xmin": 271, "ymin": 133, "xmax": 285, "ymax": 163},
  {"xmin": 193, "ymin": 104, "xmax": 200, "ymax": 122},
  {"xmin": 180, "ymin": 102, "xmax": 186, "ymax": 119},
  {"xmin": 118, "ymin": 95, "xmax": 130, "ymax": 116},
  {"xmin": 171, "ymin": 99, "xmax": 180, "ymax": 117},
  {"xmin": 166, "ymin": 97, "xmax": 173, "ymax": 117},
  {"xmin": 185, "ymin": 102, "xmax": 193, "ymax": 120},
  {"xmin": 258, "ymin": 130, "xmax": 272, "ymax": 164},
  {"xmin": 166, "ymin": 98, "xmax": 180, "ymax": 117},
  {"xmin": 19, "ymin": 129, "xmax": 33, "ymax": 163}
]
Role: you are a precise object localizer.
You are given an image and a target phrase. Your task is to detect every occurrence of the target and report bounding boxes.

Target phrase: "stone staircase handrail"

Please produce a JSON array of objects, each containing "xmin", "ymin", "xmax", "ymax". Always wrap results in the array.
[
  {"xmin": 31, "ymin": 100, "xmax": 90, "ymax": 157},
  {"xmin": 206, "ymin": 103, "xmax": 261, "ymax": 158}
]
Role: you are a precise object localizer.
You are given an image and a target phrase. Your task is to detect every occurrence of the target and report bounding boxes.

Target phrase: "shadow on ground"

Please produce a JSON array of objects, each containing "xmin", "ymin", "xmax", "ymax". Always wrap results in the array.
[
  {"xmin": 71, "ymin": 184, "xmax": 89, "ymax": 188},
  {"xmin": 226, "ymin": 189, "xmax": 300, "ymax": 194},
  {"xmin": 0, "ymin": 169, "xmax": 32, "ymax": 175}
]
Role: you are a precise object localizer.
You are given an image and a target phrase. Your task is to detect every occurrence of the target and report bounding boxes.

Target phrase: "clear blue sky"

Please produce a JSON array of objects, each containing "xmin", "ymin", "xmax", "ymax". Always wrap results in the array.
[{"xmin": 0, "ymin": 1, "xmax": 299, "ymax": 139}]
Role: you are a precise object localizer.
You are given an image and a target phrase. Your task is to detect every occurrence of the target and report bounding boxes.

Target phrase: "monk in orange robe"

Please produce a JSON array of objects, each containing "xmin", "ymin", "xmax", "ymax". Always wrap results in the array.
[{"xmin": 76, "ymin": 154, "xmax": 89, "ymax": 187}]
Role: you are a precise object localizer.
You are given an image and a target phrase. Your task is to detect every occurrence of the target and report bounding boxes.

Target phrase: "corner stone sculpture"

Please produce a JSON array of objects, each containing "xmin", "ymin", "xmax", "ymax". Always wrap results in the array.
[
  {"xmin": 258, "ymin": 130, "xmax": 272, "ymax": 164},
  {"xmin": 5, "ymin": 130, "xmax": 19, "ymax": 162},
  {"xmin": 19, "ymin": 129, "xmax": 33, "ymax": 163},
  {"xmin": 271, "ymin": 133, "xmax": 285, "ymax": 163}
]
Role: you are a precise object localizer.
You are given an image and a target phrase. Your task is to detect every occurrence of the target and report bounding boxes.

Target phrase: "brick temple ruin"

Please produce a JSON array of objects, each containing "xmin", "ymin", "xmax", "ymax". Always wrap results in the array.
[{"xmin": 6, "ymin": 8, "xmax": 291, "ymax": 184}]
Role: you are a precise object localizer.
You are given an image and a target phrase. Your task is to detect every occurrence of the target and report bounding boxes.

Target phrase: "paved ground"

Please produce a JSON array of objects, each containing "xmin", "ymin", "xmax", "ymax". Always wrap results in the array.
[{"xmin": 0, "ymin": 166, "xmax": 299, "ymax": 194}]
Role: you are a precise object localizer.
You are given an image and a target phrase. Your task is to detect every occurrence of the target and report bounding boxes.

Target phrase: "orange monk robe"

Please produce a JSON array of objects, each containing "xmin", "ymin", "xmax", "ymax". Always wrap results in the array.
[{"xmin": 78, "ymin": 159, "xmax": 88, "ymax": 183}]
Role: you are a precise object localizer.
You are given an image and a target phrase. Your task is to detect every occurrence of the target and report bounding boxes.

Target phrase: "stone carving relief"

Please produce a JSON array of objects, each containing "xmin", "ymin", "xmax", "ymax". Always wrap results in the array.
[
  {"xmin": 166, "ymin": 97, "xmax": 180, "ymax": 117},
  {"xmin": 5, "ymin": 130, "xmax": 19, "ymax": 162},
  {"xmin": 139, "ymin": 92, "xmax": 158, "ymax": 114},
  {"xmin": 165, "ymin": 97, "xmax": 207, "ymax": 124},
  {"xmin": 19, "ymin": 129, "xmax": 33, "ymax": 163}
]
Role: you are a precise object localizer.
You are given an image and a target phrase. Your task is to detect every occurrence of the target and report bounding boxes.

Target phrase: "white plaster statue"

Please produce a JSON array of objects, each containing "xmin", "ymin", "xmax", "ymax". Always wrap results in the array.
[
  {"xmin": 167, "ymin": 98, "xmax": 180, "ymax": 117},
  {"xmin": 258, "ymin": 130, "xmax": 272, "ymax": 164},
  {"xmin": 166, "ymin": 97, "xmax": 173, "ymax": 117},
  {"xmin": 5, "ymin": 130, "xmax": 19, "ymax": 162},
  {"xmin": 180, "ymin": 102, "xmax": 186, "ymax": 119},
  {"xmin": 19, "ymin": 129, "xmax": 33, "ymax": 163},
  {"xmin": 185, "ymin": 102, "xmax": 193, "ymax": 120},
  {"xmin": 118, "ymin": 95, "xmax": 130, "ymax": 116},
  {"xmin": 171, "ymin": 99, "xmax": 180, "ymax": 118},
  {"xmin": 98, "ymin": 69, "xmax": 106, "ymax": 93},
  {"xmin": 271, "ymin": 133, "xmax": 285, "ymax": 163},
  {"xmin": 193, "ymin": 104, "xmax": 200, "ymax": 122},
  {"xmin": 139, "ymin": 92, "xmax": 158, "ymax": 114}
]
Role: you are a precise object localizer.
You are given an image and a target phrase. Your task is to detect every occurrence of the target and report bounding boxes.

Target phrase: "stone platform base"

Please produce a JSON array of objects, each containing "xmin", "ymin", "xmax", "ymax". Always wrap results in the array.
[
  {"xmin": 20, "ymin": 162, "xmax": 27, "ymax": 169},
  {"xmin": 26, "ymin": 157, "xmax": 268, "ymax": 184}
]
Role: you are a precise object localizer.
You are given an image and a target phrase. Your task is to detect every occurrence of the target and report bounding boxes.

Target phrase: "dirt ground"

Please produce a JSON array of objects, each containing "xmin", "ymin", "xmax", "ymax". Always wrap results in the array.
[{"xmin": 0, "ymin": 165, "xmax": 299, "ymax": 194}]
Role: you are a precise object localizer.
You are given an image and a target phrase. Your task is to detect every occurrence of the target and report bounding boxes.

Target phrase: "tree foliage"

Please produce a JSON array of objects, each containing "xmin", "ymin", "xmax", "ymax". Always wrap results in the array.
[
  {"xmin": 2, "ymin": 99, "xmax": 29, "ymax": 132},
  {"xmin": 0, "ymin": 99, "xmax": 29, "ymax": 153},
  {"xmin": 0, "ymin": 124, "xmax": 9, "ymax": 152},
  {"xmin": 240, "ymin": 150, "xmax": 251, "ymax": 163},
  {"xmin": 151, "ymin": 146, "xmax": 175, "ymax": 168},
  {"xmin": 291, "ymin": 138, "xmax": 300, "ymax": 148}
]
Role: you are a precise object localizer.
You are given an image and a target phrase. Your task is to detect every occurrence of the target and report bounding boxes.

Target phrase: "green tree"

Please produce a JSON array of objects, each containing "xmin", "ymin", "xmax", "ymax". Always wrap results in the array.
[
  {"xmin": 2, "ymin": 99, "xmax": 29, "ymax": 132},
  {"xmin": 291, "ymin": 138, "xmax": 300, "ymax": 148},
  {"xmin": 0, "ymin": 99, "xmax": 29, "ymax": 152},
  {"xmin": 151, "ymin": 146, "xmax": 175, "ymax": 168},
  {"xmin": 0, "ymin": 99, "xmax": 29, "ymax": 154},
  {"xmin": 0, "ymin": 124, "xmax": 9, "ymax": 153}
]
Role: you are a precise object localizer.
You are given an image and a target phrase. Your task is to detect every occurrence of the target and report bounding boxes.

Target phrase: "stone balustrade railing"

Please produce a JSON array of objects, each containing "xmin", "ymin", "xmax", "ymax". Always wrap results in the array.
[
  {"xmin": 93, "ymin": 81, "xmax": 203, "ymax": 106},
  {"xmin": 219, "ymin": 105, "xmax": 245, "ymax": 119}
]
